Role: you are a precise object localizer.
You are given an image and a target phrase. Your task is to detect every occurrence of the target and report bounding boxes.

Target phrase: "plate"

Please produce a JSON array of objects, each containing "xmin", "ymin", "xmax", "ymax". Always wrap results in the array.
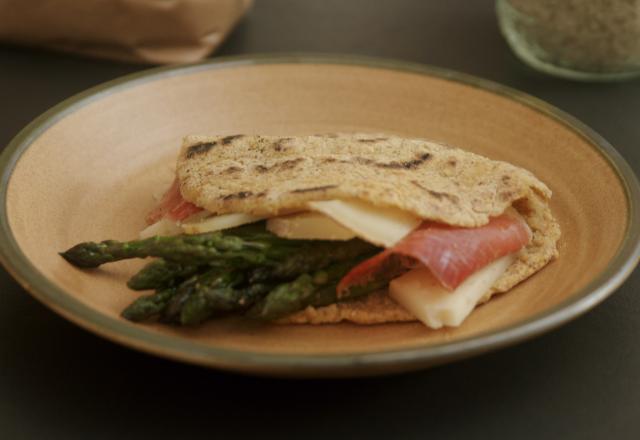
[{"xmin": 1, "ymin": 55, "xmax": 639, "ymax": 377}]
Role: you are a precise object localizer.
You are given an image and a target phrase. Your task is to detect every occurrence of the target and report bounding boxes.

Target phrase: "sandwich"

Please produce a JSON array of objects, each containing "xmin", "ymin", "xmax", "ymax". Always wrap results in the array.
[{"xmin": 61, "ymin": 133, "xmax": 560, "ymax": 328}]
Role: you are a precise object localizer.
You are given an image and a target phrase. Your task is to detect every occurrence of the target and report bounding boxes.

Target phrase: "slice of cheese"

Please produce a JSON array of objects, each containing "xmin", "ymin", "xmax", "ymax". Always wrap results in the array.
[
  {"xmin": 307, "ymin": 199, "xmax": 421, "ymax": 247},
  {"xmin": 181, "ymin": 212, "xmax": 264, "ymax": 234},
  {"xmin": 389, "ymin": 253, "xmax": 516, "ymax": 329},
  {"xmin": 266, "ymin": 212, "xmax": 356, "ymax": 240},
  {"xmin": 139, "ymin": 218, "xmax": 183, "ymax": 239},
  {"xmin": 139, "ymin": 212, "xmax": 263, "ymax": 238}
]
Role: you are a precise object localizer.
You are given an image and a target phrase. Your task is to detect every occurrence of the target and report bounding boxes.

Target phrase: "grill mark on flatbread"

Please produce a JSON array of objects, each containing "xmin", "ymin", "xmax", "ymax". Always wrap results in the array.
[
  {"xmin": 254, "ymin": 158, "xmax": 304, "ymax": 173},
  {"xmin": 321, "ymin": 154, "xmax": 431, "ymax": 170},
  {"xmin": 220, "ymin": 191, "xmax": 253, "ymax": 200},
  {"xmin": 358, "ymin": 137, "xmax": 389, "ymax": 143},
  {"xmin": 428, "ymin": 190, "xmax": 459, "ymax": 202},
  {"xmin": 372, "ymin": 153, "xmax": 431, "ymax": 170},
  {"xmin": 185, "ymin": 141, "xmax": 218, "ymax": 158},
  {"xmin": 187, "ymin": 135, "xmax": 244, "ymax": 158},
  {"xmin": 290, "ymin": 185, "xmax": 339, "ymax": 194},
  {"xmin": 221, "ymin": 135, "xmax": 244, "ymax": 145},
  {"xmin": 279, "ymin": 158, "xmax": 304, "ymax": 169},
  {"xmin": 410, "ymin": 180, "xmax": 459, "ymax": 203},
  {"xmin": 222, "ymin": 166, "xmax": 243, "ymax": 174}
]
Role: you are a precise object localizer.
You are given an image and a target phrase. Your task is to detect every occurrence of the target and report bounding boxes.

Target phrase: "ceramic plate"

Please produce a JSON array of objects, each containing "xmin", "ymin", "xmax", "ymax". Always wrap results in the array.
[{"xmin": 1, "ymin": 55, "xmax": 639, "ymax": 377}]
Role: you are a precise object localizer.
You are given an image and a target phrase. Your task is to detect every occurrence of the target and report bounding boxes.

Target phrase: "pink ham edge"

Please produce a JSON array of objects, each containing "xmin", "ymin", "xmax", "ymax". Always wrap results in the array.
[
  {"xmin": 338, "ymin": 213, "xmax": 531, "ymax": 293},
  {"xmin": 146, "ymin": 178, "xmax": 203, "ymax": 225}
]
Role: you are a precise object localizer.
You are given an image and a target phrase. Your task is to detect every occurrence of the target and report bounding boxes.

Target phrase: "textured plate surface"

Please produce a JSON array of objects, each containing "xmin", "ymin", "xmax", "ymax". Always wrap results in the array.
[{"xmin": 1, "ymin": 55, "xmax": 639, "ymax": 377}]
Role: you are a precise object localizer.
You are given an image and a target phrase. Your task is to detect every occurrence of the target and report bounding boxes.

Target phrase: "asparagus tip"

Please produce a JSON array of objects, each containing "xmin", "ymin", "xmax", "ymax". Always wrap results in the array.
[
  {"xmin": 59, "ymin": 245, "xmax": 102, "ymax": 268},
  {"xmin": 121, "ymin": 306, "xmax": 145, "ymax": 322}
]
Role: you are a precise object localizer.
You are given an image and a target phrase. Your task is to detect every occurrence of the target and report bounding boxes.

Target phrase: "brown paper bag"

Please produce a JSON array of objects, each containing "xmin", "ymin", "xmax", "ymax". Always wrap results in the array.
[{"xmin": 0, "ymin": 0, "xmax": 253, "ymax": 64}]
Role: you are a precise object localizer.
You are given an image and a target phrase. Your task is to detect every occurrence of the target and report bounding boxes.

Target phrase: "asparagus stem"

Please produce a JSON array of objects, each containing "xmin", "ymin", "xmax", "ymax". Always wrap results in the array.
[
  {"xmin": 59, "ymin": 231, "xmax": 284, "ymax": 268},
  {"xmin": 161, "ymin": 284, "xmax": 196, "ymax": 324},
  {"xmin": 126, "ymin": 259, "xmax": 203, "ymax": 290},
  {"xmin": 246, "ymin": 258, "xmax": 364, "ymax": 321},
  {"xmin": 159, "ymin": 268, "xmax": 244, "ymax": 324},
  {"xmin": 248, "ymin": 239, "xmax": 377, "ymax": 282},
  {"xmin": 121, "ymin": 288, "xmax": 177, "ymax": 322},
  {"xmin": 247, "ymin": 252, "xmax": 405, "ymax": 321},
  {"xmin": 180, "ymin": 282, "xmax": 273, "ymax": 326}
]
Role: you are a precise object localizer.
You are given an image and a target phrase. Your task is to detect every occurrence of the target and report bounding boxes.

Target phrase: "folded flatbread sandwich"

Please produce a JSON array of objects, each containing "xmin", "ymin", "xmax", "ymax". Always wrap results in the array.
[{"xmin": 122, "ymin": 133, "xmax": 559, "ymax": 327}]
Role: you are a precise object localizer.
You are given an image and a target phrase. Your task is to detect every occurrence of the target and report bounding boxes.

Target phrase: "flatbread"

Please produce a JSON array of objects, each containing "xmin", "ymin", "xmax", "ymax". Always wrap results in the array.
[
  {"xmin": 175, "ymin": 133, "xmax": 560, "ymax": 325},
  {"xmin": 177, "ymin": 134, "xmax": 550, "ymax": 227}
]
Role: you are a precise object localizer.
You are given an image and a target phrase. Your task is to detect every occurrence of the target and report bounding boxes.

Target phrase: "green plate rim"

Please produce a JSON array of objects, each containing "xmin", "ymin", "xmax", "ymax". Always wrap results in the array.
[{"xmin": 1, "ymin": 53, "xmax": 639, "ymax": 375}]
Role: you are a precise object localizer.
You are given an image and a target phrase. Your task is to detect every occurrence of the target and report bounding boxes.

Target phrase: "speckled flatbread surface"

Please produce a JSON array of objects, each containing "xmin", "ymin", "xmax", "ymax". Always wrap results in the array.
[
  {"xmin": 177, "ymin": 133, "xmax": 551, "ymax": 227},
  {"xmin": 175, "ymin": 133, "xmax": 560, "ymax": 325}
]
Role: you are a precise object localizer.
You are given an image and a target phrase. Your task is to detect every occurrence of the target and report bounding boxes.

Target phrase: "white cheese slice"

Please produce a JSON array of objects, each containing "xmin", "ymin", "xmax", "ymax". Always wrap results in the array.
[
  {"xmin": 266, "ymin": 212, "xmax": 356, "ymax": 240},
  {"xmin": 181, "ymin": 212, "xmax": 264, "ymax": 234},
  {"xmin": 307, "ymin": 199, "xmax": 421, "ymax": 247},
  {"xmin": 139, "ymin": 218, "xmax": 183, "ymax": 239},
  {"xmin": 389, "ymin": 253, "xmax": 516, "ymax": 329}
]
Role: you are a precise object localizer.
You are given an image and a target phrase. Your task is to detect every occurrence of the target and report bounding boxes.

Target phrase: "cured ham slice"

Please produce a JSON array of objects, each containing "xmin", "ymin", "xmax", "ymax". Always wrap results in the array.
[
  {"xmin": 146, "ymin": 179, "xmax": 203, "ymax": 225},
  {"xmin": 338, "ymin": 213, "xmax": 531, "ymax": 294}
]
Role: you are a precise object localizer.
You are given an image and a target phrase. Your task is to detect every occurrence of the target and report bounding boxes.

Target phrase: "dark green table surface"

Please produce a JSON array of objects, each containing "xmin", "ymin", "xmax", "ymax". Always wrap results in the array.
[{"xmin": 1, "ymin": 1, "xmax": 639, "ymax": 438}]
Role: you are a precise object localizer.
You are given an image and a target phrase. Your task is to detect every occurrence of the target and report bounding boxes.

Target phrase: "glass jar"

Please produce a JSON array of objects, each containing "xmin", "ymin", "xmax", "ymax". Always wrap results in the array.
[{"xmin": 496, "ymin": 0, "xmax": 640, "ymax": 81}]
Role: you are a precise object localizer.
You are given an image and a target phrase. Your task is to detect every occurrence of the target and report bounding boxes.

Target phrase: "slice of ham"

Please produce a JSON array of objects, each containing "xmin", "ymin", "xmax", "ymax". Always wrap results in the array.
[
  {"xmin": 146, "ymin": 179, "xmax": 203, "ymax": 225},
  {"xmin": 338, "ymin": 213, "xmax": 531, "ymax": 294}
]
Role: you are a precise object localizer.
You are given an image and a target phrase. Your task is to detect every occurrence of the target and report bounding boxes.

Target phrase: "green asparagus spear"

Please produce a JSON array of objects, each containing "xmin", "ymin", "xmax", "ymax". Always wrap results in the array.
[
  {"xmin": 246, "ymin": 274, "xmax": 316, "ymax": 321},
  {"xmin": 161, "ymin": 284, "xmax": 196, "ymax": 324},
  {"xmin": 247, "ymin": 258, "xmax": 364, "ymax": 321},
  {"xmin": 59, "ymin": 231, "xmax": 293, "ymax": 268},
  {"xmin": 180, "ymin": 282, "xmax": 273, "ymax": 325},
  {"xmin": 248, "ymin": 239, "xmax": 377, "ymax": 282},
  {"xmin": 247, "ymin": 254, "xmax": 408, "ymax": 321},
  {"xmin": 121, "ymin": 288, "xmax": 177, "ymax": 322},
  {"xmin": 161, "ymin": 269, "xmax": 244, "ymax": 324},
  {"xmin": 126, "ymin": 259, "xmax": 203, "ymax": 290}
]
